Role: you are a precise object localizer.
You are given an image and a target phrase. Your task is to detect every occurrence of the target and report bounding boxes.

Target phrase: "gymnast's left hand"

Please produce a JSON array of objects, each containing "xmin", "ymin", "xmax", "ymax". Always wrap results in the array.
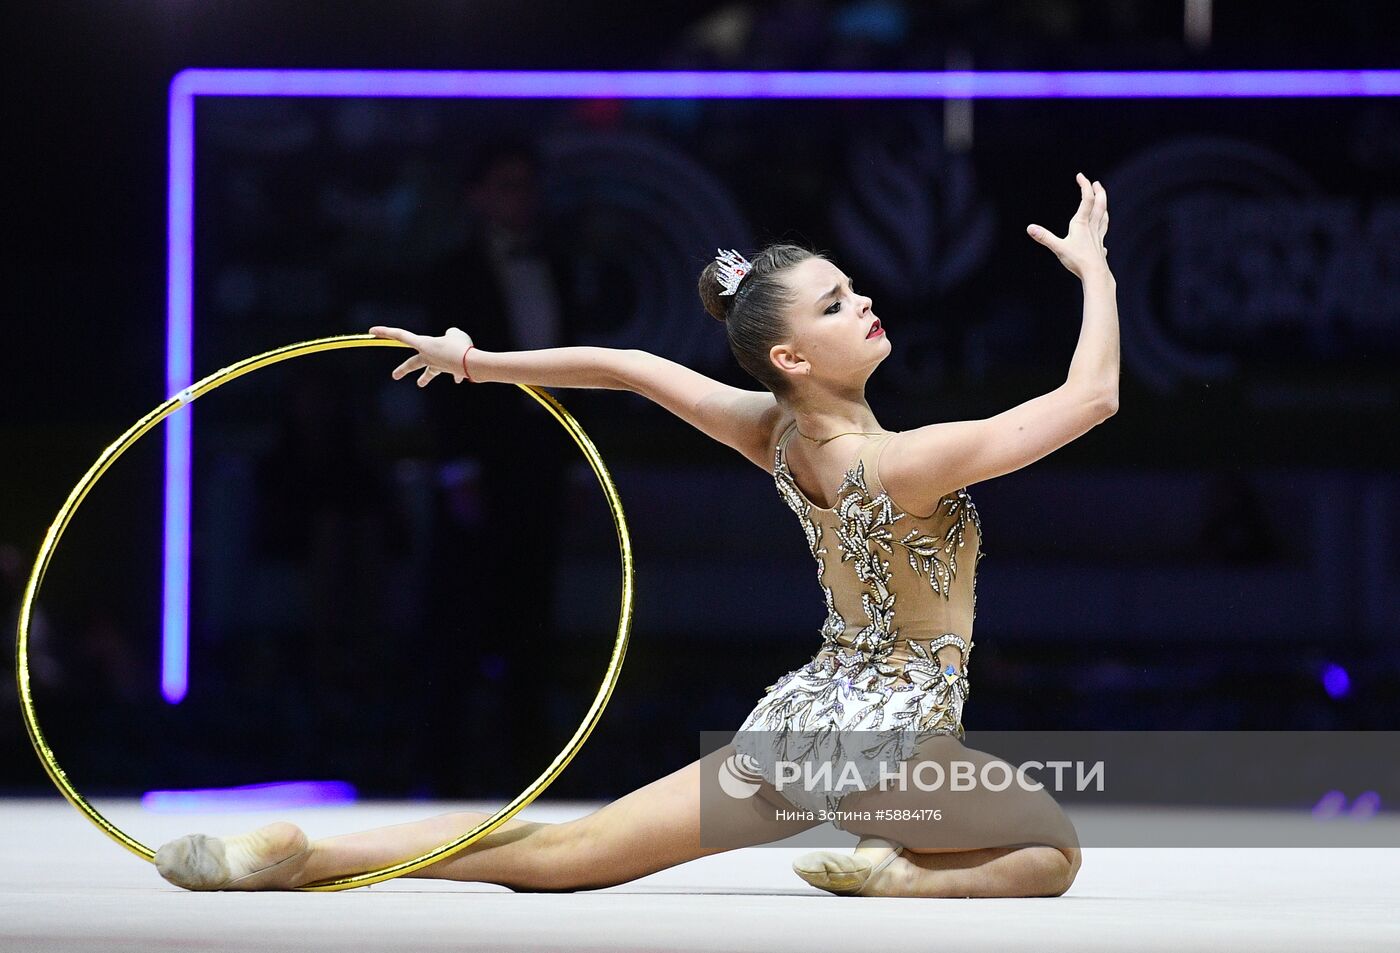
[
  {"xmin": 370, "ymin": 325, "xmax": 473, "ymax": 387},
  {"xmin": 1026, "ymin": 172, "xmax": 1110, "ymax": 281}
]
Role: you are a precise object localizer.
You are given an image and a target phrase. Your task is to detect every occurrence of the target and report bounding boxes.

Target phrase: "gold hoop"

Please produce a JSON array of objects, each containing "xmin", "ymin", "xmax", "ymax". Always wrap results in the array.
[{"xmin": 13, "ymin": 333, "xmax": 634, "ymax": 892}]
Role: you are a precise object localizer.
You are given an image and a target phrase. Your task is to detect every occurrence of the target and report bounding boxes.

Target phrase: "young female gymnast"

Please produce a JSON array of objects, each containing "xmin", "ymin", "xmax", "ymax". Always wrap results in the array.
[{"xmin": 154, "ymin": 172, "xmax": 1115, "ymax": 898}]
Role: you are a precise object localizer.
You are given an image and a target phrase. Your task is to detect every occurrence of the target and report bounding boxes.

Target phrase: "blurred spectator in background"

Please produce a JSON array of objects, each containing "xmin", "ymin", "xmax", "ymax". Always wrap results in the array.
[
  {"xmin": 2, "ymin": 542, "xmax": 152, "ymax": 785},
  {"xmin": 251, "ymin": 371, "xmax": 394, "ymax": 721},
  {"xmin": 2, "ymin": 542, "xmax": 63, "ymax": 693},
  {"xmin": 419, "ymin": 138, "xmax": 578, "ymax": 795},
  {"xmin": 828, "ymin": 1, "xmax": 911, "ymax": 69}
]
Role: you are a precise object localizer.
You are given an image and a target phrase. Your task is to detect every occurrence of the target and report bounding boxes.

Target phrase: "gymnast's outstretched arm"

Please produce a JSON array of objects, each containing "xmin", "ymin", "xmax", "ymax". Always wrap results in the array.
[
  {"xmin": 878, "ymin": 172, "xmax": 1120, "ymax": 517},
  {"xmin": 367, "ymin": 327, "xmax": 784, "ymax": 473}
]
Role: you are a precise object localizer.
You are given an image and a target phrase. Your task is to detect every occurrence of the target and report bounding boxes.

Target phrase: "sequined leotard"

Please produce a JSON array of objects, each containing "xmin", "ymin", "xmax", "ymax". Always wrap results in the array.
[{"xmin": 734, "ymin": 421, "xmax": 984, "ymax": 814}]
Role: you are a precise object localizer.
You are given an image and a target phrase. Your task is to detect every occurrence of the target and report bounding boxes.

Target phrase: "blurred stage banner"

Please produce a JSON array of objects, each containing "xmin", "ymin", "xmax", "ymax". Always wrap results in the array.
[{"xmin": 188, "ymin": 91, "xmax": 1398, "ymax": 467}]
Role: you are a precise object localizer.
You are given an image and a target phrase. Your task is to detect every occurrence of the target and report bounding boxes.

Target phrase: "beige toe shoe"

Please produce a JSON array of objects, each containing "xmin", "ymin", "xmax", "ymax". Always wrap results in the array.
[
  {"xmin": 793, "ymin": 838, "xmax": 905, "ymax": 896},
  {"xmin": 154, "ymin": 822, "xmax": 309, "ymax": 891}
]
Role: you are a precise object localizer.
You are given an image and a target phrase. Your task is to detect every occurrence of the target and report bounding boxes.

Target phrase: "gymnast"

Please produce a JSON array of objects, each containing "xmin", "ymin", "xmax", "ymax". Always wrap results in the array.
[{"xmin": 154, "ymin": 171, "xmax": 1115, "ymax": 898}]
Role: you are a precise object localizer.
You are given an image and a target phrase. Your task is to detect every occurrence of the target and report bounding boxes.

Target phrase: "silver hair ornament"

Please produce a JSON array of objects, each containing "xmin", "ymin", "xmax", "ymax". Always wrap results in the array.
[{"xmin": 714, "ymin": 248, "xmax": 754, "ymax": 296}]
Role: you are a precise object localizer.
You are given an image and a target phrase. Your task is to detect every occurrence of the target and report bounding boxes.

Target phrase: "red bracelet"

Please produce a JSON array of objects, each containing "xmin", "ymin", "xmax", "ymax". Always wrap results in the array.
[{"xmin": 461, "ymin": 344, "xmax": 476, "ymax": 382}]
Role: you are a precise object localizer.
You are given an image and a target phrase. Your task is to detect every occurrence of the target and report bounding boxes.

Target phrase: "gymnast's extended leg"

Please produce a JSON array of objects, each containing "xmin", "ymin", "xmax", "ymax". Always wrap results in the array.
[
  {"xmin": 155, "ymin": 736, "xmax": 1079, "ymax": 897},
  {"xmin": 154, "ymin": 745, "xmax": 820, "ymax": 892}
]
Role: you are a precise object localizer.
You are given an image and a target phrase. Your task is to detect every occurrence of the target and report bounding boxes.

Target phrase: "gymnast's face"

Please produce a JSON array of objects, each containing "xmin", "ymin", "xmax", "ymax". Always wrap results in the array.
[{"xmin": 769, "ymin": 257, "xmax": 889, "ymax": 388}]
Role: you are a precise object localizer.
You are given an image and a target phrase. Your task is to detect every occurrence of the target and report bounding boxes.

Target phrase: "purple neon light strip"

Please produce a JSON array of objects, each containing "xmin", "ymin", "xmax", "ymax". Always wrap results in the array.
[
  {"xmin": 142, "ymin": 780, "xmax": 358, "ymax": 813},
  {"xmin": 163, "ymin": 79, "xmax": 195, "ymax": 705},
  {"xmin": 172, "ymin": 68, "xmax": 1400, "ymax": 99},
  {"xmin": 164, "ymin": 68, "xmax": 1400, "ymax": 704}
]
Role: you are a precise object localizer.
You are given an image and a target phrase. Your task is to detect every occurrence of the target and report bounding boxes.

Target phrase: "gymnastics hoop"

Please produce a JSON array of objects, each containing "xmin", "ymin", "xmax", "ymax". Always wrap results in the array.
[{"xmin": 13, "ymin": 333, "xmax": 635, "ymax": 892}]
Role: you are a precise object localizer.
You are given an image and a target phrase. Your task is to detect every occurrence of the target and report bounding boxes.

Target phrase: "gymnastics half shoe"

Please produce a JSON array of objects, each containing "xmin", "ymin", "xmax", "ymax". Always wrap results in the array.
[
  {"xmin": 154, "ymin": 821, "xmax": 310, "ymax": 891},
  {"xmin": 792, "ymin": 837, "xmax": 905, "ymax": 896}
]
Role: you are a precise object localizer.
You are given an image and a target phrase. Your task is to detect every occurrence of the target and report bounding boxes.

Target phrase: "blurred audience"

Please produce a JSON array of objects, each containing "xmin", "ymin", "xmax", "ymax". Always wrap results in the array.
[
  {"xmin": 251, "ymin": 371, "xmax": 399, "ymax": 723},
  {"xmin": 417, "ymin": 138, "xmax": 580, "ymax": 795}
]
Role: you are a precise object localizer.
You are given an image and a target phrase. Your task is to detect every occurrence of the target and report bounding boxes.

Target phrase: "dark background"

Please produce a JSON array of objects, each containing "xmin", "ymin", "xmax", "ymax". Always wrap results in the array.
[{"xmin": 4, "ymin": 1, "xmax": 1398, "ymax": 803}]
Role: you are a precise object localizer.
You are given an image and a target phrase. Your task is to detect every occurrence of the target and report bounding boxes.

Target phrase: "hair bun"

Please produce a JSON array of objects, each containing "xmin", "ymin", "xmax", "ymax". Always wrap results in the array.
[
  {"xmin": 697, "ymin": 259, "xmax": 733, "ymax": 322},
  {"xmin": 697, "ymin": 242, "xmax": 820, "ymax": 394}
]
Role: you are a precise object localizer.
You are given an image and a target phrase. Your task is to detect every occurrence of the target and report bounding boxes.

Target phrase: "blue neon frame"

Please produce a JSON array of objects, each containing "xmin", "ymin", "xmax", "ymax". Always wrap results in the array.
[{"xmin": 164, "ymin": 68, "xmax": 1400, "ymax": 703}]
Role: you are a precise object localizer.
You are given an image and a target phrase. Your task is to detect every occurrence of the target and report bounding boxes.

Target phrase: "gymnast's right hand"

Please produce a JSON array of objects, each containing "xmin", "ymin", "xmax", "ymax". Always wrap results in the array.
[{"xmin": 370, "ymin": 325, "xmax": 474, "ymax": 387}]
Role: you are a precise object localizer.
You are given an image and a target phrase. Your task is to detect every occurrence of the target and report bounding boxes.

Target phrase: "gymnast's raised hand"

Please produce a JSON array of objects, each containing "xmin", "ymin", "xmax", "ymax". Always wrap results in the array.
[
  {"xmin": 370, "ymin": 325, "xmax": 474, "ymax": 386},
  {"xmin": 1025, "ymin": 171, "xmax": 1109, "ymax": 280}
]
